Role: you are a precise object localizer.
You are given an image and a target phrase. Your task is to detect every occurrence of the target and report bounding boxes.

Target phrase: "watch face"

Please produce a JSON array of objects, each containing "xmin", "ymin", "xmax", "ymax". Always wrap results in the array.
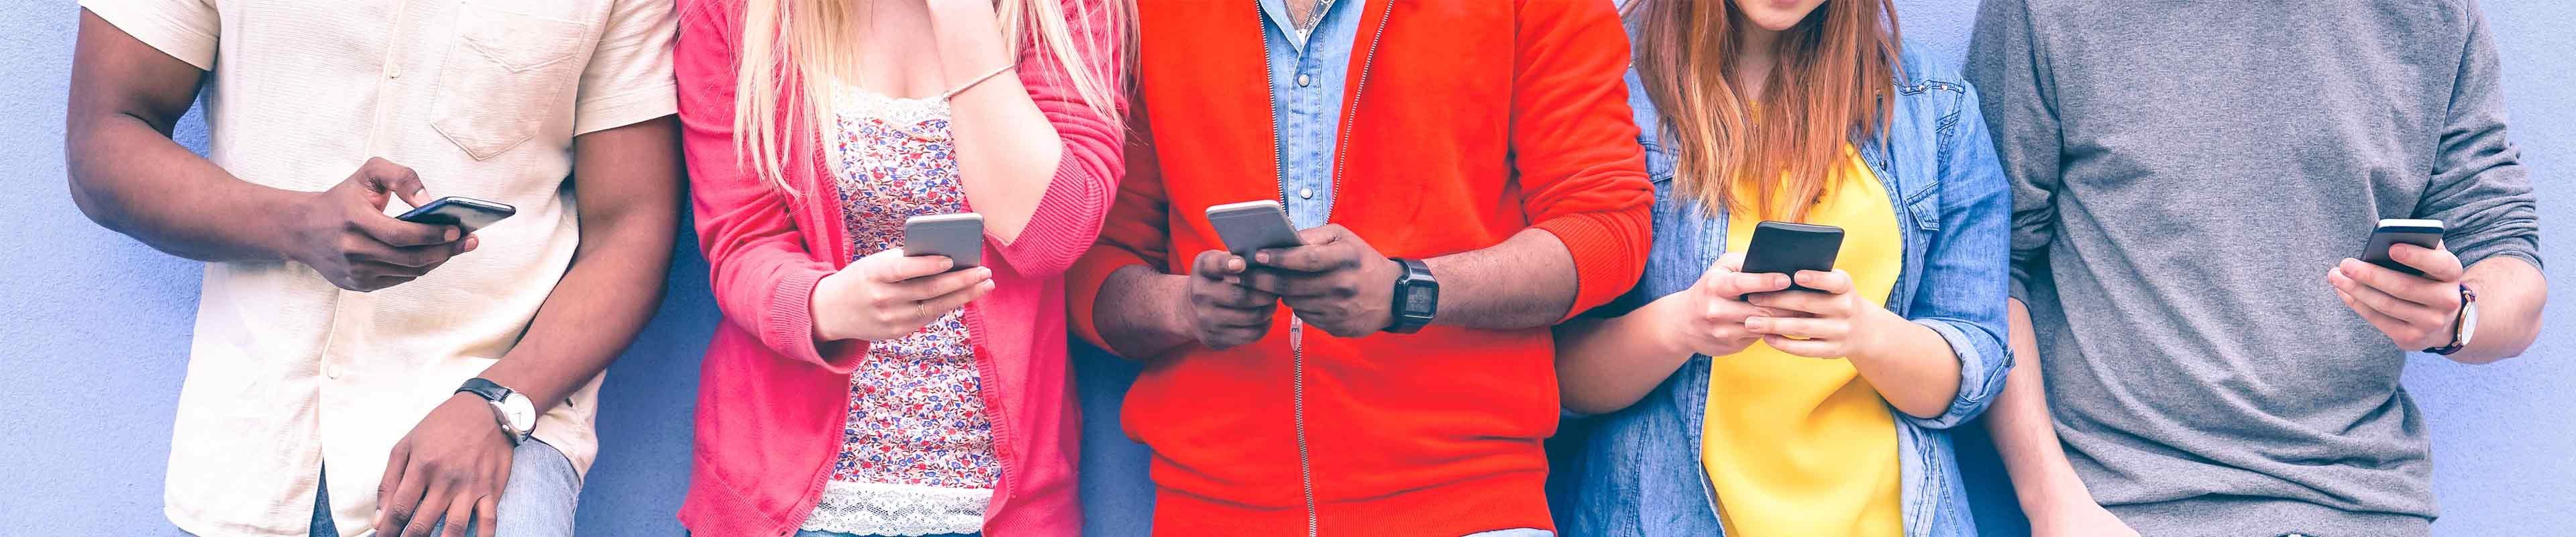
[
  {"xmin": 1403, "ymin": 286, "xmax": 1438, "ymax": 314},
  {"xmin": 502, "ymin": 394, "xmax": 537, "ymax": 432},
  {"xmin": 2459, "ymin": 300, "xmax": 2479, "ymax": 346}
]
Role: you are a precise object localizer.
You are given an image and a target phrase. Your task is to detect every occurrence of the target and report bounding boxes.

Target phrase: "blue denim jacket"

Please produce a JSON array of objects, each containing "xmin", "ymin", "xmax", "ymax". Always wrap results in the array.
[{"xmin": 1553, "ymin": 42, "xmax": 2015, "ymax": 537}]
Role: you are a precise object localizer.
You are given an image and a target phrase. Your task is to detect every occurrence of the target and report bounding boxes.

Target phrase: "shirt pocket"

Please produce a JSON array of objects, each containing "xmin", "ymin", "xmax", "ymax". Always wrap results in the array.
[{"xmin": 429, "ymin": 5, "xmax": 592, "ymax": 160}]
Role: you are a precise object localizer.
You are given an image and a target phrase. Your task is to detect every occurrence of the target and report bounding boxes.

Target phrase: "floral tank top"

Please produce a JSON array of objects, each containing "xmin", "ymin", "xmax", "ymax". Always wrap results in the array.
[{"xmin": 800, "ymin": 86, "xmax": 999, "ymax": 537}]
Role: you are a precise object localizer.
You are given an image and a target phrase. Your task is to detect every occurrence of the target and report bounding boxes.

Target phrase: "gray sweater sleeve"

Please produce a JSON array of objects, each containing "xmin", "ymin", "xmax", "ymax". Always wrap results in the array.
[
  {"xmin": 1967, "ymin": 0, "xmax": 2063, "ymax": 301},
  {"xmin": 2424, "ymin": 0, "xmax": 2541, "ymax": 271}
]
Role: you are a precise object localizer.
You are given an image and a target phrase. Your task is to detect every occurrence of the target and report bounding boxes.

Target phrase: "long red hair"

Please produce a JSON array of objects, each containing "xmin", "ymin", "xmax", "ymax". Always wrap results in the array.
[{"xmin": 1625, "ymin": 0, "xmax": 1901, "ymax": 220}]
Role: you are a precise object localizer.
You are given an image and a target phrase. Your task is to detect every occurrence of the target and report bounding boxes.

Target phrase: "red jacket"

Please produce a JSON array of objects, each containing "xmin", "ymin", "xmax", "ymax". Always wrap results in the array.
[
  {"xmin": 672, "ymin": 0, "xmax": 1125, "ymax": 535},
  {"xmin": 1065, "ymin": 1, "xmax": 1651, "ymax": 534}
]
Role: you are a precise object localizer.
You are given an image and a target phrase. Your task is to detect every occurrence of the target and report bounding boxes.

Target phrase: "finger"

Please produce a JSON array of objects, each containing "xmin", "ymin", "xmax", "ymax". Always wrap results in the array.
[
  {"xmin": 475, "ymin": 496, "xmax": 498, "ymax": 537},
  {"xmin": 2388, "ymin": 243, "xmax": 2465, "ymax": 282},
  {"xmin": 360, "ymin": 158, "xmax": 430, "ymax": 208},
  {"xmin": 378, "ymin": 460, "xmax": 431, "ymax": 536},
  {"xmin": 891, "ymin": 266, "xmax": 992, "ymax": 301},
  {"xmin": 1208, "ymin": 282, "xmax": 1279, "ymax": 309},
  {"xmin": 869, "ymin": 250, "xmax": 955, "ymax": 283},
  {"xmin": 1704, "ymin": 299, "xmax": 1793, "ymax": 323},
  {"xmin": 1705, "ymin": 271, "xmax": 1792, "ymax": 299},
  {"xmin": 1200, "ymin": 303, "xmax": 1276, "ymax": 330},
  {"xmin": 2335, "ymin": 259, "xmax": 2449, "ymax": 309},
  {"xmin": 2335, "ymin": 287, "xmax": 2415, "ymax": 338},
  {"xmin": 402, "ymin": 485, "xmax": 453, "ymax": 537},
  {"xmin": 356, "ymin": 213, "xmax": 464, "ymax": 247},
  {"xmin": 912, "ymin": 279, "xmax": 998, "ymax": 320},
  {"xmin": 356, "ymin": 274, "xmax": 421, "ymax": 293},
  {"xmin": 1762, "ymin": 334, "xmax": 1845, "ymax": 358},
  {"xmin": 2327, "ymin": 266, "xmax": 2444, "ymax": 322},
  {"xmin": 375, "ymin": 442, "xmax": 414, "ymax": 530},
  {"xmin": 1743, "ymin": 316, "xmax": 1846, "ymax": 340},
  {"xmin": 1241, "ymin": 266, "xmax": 1342, "ymax": 298},
  {"xmin": 441, "ymin": 493, "xmax": 478, "ymax": 537},
  {"xmin": 1746, "ymin": 290, "xmax": 1837, "ymax": 316},
  {"xmin": 1251, "ymin": 244, "xmax": 1356, "ymax": 273},
  {"xmin": 1794, "ymin": 269, "xmax": 1856, "ymax": 295},
  {"xmin": 1192, "ymin": 250, "xmax": 1246, "ymax": 280},
  {"xmin": 351, "ymin": 240, "xmax": 464, "ymax": 268}
]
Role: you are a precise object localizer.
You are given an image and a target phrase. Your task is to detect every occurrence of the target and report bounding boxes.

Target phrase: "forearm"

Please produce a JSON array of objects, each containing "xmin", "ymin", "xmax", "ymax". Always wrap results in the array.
[
  {"xmin": 70, "ymin": 117, "xmax": 308, "ymax": 262},
  {"xmin": 2446, "ymin": 256, "xmax": 2546, "ymax": 364},
  {"xmin": 1848, "ymin": 315, "xmax": 1964, "ymax": 420},
  {"xmin": 1988, "ymin": 299, "xmax": 2094, "ymax": 511},
  {"xmin": 1423, "ymin": 228, "xmax": 1578, "ymax": 330},
  {"xmin": 484, "ymin": 119, "xmax": 682, "ymax": 411},
  {"xmin": 1553, "ymin": 301, "xmax": 1693, "ymax": 415},
  {"xmin": 930, "ymin": 1, "xmax": 1060, "ymax": 243},
  {"xmin": 1094, "ymin": 264, "xmax": 1193, "ymax": 360}
]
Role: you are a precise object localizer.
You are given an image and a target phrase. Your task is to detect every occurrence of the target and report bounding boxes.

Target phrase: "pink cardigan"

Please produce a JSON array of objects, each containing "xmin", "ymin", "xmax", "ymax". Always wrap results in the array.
[{"xmin": 672, "ymin": 0, "xmax": 1124, "ymax": 535}]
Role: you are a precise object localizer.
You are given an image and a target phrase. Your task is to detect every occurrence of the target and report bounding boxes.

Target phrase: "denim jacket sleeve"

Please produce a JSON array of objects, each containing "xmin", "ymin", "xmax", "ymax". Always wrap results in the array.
[{"xmin": 1899, "ymin": 81, "xmax": 2015, "ymax": 430}]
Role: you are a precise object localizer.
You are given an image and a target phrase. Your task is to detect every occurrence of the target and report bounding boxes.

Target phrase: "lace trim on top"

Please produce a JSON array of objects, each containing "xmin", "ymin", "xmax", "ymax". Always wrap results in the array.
[{"xmin": 800, "ymin": 481, "xmax": 991, "ymax": 536}]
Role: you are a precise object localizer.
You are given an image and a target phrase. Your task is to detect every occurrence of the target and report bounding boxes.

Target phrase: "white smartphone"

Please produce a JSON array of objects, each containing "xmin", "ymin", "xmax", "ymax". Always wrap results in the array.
[
  {"xmin": 903, "ymin": 213, "xmax": 984, "ymax": 270},
  {"xmin": 2361, "ymin": 218, "xmax": 2445, "ymax": 277},
  {"xmin": 1205, "ymin": 200, "xmax": 1303, "ymax": 256}
]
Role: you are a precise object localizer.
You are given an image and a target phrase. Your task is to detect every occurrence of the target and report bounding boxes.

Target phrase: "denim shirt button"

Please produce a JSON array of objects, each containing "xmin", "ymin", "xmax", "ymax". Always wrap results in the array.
[
  {"xmin": 1298, "ymin": 187, "xmax": 1315, "ymax": 199},
  {"xmin": 1296, "ymin": 72, "xmax": 1311, "ymax": 87}
]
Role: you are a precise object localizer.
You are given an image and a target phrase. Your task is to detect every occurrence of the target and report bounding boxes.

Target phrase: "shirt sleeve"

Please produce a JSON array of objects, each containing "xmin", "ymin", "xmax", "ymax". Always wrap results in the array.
[
  {"xmin": 574, "ymin": 0, "xmax": 680, "ymax": 136},
  {"xmin": 2420, "ymin": 1, "xmax": 2540, "ymax": 271},
  {"xmin": 1966, "ymin": 0, "xmax": 2063, "ymax": 302},
  {"xmin": 80, "ymin": 0, "xmax": 219, "ymax": 70},
  {"xmin": 1511, "ymin": 0, "xmax": 1656, "ymax": 320}
]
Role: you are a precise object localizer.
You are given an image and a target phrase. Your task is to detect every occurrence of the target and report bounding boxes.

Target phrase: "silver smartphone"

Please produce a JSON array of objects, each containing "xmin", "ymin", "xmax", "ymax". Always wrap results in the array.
[
  {"xmin": 903, "ymin": 213, "xmax": 983, "ymax": 270},
  {"xmin": 1205, "ymin": 200, "xmax": 1303, "ymax": 256},
  {"xmin": 2361, "ymin": 218, "xmax": 2444, "ymax": 277}
]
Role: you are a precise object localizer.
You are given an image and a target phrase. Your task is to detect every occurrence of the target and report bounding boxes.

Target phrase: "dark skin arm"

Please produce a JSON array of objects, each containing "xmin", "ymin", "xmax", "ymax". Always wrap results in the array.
[
  {"xmin": 66, "ymin": 11, "xmax": 472, "ymax": 291},
  {"xmin": 374, "ymin": 116, "xmax": 682, "ymax": 537},
  {"xmin": 1097, "ymin": 224, "xmax": 1577, "ymax": 356}
]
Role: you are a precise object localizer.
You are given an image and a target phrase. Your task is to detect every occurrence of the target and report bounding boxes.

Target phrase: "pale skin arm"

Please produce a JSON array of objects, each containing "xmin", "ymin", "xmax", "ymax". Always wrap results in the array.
[
  {"xmin": 925, "ymin": 0, "xmax": 1062, "ymax": 243},
  {"xmin": 2330, "ymin": 244, "xmax": 2545, "ymax": 364},
  {"xmin": 1989, "ymin": 299, "xmax": 2135, "ymax": 536}
]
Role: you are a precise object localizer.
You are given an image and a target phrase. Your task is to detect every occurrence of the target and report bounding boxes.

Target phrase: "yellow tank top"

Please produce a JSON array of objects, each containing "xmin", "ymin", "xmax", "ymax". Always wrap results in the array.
[{"xmin": 1702, "ymin": 146, "xmax": 1904, "ymax": 536}]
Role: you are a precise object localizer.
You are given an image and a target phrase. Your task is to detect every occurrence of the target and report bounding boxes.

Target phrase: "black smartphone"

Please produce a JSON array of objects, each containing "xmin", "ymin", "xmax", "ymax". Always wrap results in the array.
[
  {"xmin": 1740, "ymin": 221, "xmax": 1845, "ymax": 293},
  {"xmin": 2361, "ymin": 218, "xmax": 2445, "ymax": 277},
  {"xmin": 1206, "ymin": 200, "xmax": 1304, "ymax": 256},
  {"xmin": 396, "ymin": 196, "xmax": 517, "ymax": 234},
  {"xmin": 904, "ymin": 213, "xmax": 985, "ymax": 270}
]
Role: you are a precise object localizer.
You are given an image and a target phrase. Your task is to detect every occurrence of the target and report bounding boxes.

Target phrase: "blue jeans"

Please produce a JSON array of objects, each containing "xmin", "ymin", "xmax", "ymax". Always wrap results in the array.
[{"xmin": 309, "ymin": 439, "xmax": 581, "ymax": 537}]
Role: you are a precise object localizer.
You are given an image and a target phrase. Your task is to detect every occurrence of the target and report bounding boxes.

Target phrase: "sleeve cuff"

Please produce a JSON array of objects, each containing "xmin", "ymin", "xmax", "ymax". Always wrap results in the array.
[
  {"xmin": 764, "ymin": 264, "xmax": 863, "ymax": 373},
  {"xmin": 1906, "ymin": 318, "xmax": 2007, "ymax": 430},
  {"xmin": 1534, "ymin": 211, "xmax": 1649, "ymax": 322},
  {"xmin": 574, "ymin": 82, "xmax": 680, "ymax": 136},
  {"xmin": 1066, "ymin": 248, "xmax": 1148, "ymax": 351},
  {"xmin": 994, "ymin": 147, "xmax": 1115, "ymax": 279},
  {"xmin": 2453, "ymin": 237, "xmax": 2543, "ymax": 273},
  {"xmin": 82, "ymin": 0, "xmax": 219, "ymax": 70}
]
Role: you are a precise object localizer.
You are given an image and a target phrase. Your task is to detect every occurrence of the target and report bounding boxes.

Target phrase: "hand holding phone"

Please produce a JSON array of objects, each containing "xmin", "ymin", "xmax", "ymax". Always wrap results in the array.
[
  {"xmin": 1206, "ymin": 200, "xmax": 1304, "ymax": 256},
  {"xmin": 2357, "ymin": 219, "xmax": 2444, "ymax": 277},
  {"xmin": 290, "ymin": 158, "xmax": 478, "ymax": 292}
]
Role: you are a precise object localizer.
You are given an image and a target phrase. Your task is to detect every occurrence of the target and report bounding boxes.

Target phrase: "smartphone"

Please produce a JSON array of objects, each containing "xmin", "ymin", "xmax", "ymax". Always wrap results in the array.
[
  {"xmin": 903, "ymin": 213, "xmax": 984, "ymax": 270},
  {"xmin": 1740, "ymin": 221, "xmax": 1845, "ymax": 293},
  {"xmin": 2361, "ymin": 218, "xmax": 2445, "ymax": 277},
  {"xmin": 1206, "ymin": 200, "xmax": 1303, "ymax": 256},
  {"xmin": 396, "ymin": 196, "xmax": 517, "ymax": 234}
]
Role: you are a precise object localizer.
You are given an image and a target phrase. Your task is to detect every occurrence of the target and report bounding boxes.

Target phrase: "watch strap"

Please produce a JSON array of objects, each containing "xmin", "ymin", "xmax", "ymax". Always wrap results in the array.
[
  {"xmin": 2424, "ymin": 285, "xmax": 2475, "ymax": 355},
  {"xmin": 455, "ymin": 377, "xmax": 513, "ymax": 403},
  {"xmin": 455, "ymin": 378, "xmax": 529, "ymax": 444}
]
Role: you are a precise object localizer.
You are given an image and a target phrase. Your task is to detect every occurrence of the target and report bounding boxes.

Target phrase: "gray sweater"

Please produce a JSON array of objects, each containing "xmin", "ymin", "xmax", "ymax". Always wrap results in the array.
[{"xmin": 1968, "ymin": 0, "xmax": 2541, "ymax": 534}]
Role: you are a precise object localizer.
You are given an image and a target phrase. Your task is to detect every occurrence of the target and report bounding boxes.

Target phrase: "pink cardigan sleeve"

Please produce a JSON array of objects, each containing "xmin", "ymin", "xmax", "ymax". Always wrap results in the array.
[
  {"xmin": 983, "ymin": 0, "xmax": 1128, "ymax": 279},
  {"xmin": 676, "ymin": 1, "xmax": 859, "ymax": 371}
]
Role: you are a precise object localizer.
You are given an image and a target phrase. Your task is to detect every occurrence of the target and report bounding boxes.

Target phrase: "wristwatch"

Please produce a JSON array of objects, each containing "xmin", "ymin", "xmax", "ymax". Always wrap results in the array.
[
  {"xmin": 2424, "ymin": 285, "xmax": 2477, "ymax": 355},
  {"xmin": 457, "ymin": 378, "xmax": 536, "ymax": 445},
  {"xmin": 1385, "ymin": 257, "xmax": 1438, "ymax": 334}
]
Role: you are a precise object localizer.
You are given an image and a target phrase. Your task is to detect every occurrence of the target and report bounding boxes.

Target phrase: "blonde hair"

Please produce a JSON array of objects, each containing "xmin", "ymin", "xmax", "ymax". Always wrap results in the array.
[{"xmin": 732, "ymin": 0, "xmax": 1128, "ymax": 193}]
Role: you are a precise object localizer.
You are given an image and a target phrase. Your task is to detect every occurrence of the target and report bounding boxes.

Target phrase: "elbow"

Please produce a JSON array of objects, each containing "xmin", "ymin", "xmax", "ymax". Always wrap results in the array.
[
  {"xmin": 66, "ymin": 172, "xmax": 135, "ymax": 236},
  {"xmin": 1559, "ymin": 388, "xmax": 1629, "ymax": 417}
]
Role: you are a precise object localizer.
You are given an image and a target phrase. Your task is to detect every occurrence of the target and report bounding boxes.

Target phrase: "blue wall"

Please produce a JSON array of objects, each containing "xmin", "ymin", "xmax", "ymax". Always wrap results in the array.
[{"xmin": 1, "ymin": 1, "xmax": 2565, "ymax": 535}]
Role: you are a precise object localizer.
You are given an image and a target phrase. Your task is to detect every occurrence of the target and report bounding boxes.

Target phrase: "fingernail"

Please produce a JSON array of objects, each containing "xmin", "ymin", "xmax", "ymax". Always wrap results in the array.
[
  {"xmin": 444, "ymin": 228, "xmax": 460, "ymax": 242},
  {"xmin": 1254, "ymin": 252, "xmax": 1271, "ymax": 263}
]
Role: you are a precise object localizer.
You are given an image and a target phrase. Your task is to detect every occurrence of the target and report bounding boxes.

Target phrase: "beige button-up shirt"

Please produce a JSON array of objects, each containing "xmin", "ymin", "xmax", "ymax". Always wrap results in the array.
[{"xmin": 78, "ymin": 0, "xmax": 675, "ymax": 534}]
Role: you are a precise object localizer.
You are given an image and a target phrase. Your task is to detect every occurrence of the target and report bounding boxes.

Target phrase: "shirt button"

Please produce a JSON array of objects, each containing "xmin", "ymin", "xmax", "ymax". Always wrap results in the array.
[
  {"xmin": 1298, "ymin": 187, "xmax": 1315, "ymax": 199},
  {"xmin": 323, "ymin": 362, "xmax": 342, "ymax": 379},
  {"xmin": 1296, "ymin": 73, "xmax": 1311, "ymax": 87}
]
